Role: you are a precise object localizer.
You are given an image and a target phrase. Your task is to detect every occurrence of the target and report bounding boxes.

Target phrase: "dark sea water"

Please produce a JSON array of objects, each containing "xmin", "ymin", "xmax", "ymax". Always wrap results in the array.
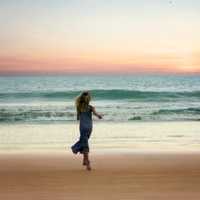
[{"xmin": 0, "ymin": 75, "xmax": 200, "ymax": 123}]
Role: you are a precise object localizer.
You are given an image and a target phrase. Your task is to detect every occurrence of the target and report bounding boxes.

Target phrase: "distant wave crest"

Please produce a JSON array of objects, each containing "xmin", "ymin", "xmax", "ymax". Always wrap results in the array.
[
  {"xmin": 152, "ymin": 107, "xmax": 200, "ymax": 115},
  {"xmin": 0, "ymin": 108, "xmax": 75, "ymax": 122},
  {"xmin": 0, "ymin": 106, "xmax": 200, "ymax": 123},
  {"xmin": 0, "ymin": 89, "xmax": 200, "ymax": 101}
]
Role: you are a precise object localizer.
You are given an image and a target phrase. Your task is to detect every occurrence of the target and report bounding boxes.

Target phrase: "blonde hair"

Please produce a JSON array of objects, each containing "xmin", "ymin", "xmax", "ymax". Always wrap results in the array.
[{"xmin": 75, "ymin": 91, "xmax": 91, "ymax": 113}]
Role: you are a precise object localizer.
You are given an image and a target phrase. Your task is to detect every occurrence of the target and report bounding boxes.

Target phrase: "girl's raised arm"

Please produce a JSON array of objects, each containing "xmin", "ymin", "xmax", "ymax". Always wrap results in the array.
[{"xmin": 91, "ymin": 106, "xmax": 103, "ymax": 119}]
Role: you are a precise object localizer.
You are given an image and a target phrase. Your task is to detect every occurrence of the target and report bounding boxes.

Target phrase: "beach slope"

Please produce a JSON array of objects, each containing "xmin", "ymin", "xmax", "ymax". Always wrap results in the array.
[{"xmin": 0, "ymin": 151, "xmax": 200, "ymax": 200}]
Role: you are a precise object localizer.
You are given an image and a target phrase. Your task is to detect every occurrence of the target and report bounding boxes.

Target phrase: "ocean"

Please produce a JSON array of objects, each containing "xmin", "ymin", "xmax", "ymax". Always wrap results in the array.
[{"xmin": 0, "ymin": 74, "xmax": 200, "ymax": 123}]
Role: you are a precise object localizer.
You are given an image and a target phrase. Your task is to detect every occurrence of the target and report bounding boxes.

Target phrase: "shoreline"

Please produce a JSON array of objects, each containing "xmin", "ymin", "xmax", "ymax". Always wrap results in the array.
[
  {"xmin": 1, "ymin": 148, "xmax": 200, "ymax": 154},
  {"xmin": 0, "ymin": 121, "xmax": 200, "ymax": 151},
  {"xmin": 0, "ymin": 120, "xmax": 200, "ymax": 125}
]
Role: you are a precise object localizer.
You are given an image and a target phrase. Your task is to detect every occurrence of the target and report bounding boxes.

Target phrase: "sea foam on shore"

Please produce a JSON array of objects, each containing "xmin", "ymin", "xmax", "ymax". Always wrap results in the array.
[{"xmin": 0, "ymin": 121, "xmax": 200, "ymax": 151}]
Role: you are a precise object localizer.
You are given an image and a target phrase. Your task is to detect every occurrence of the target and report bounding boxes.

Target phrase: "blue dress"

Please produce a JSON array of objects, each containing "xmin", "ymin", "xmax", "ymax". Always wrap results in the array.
[{"xmin": 71, "ymin": 105, "xmax": 93, "ymax": 154}]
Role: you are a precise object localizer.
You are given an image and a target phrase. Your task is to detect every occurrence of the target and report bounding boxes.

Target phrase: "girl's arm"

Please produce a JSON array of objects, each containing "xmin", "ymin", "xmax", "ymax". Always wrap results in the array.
[{"xmin": 91, "ymin": 106, "xmax": 103, "ymax": 119}]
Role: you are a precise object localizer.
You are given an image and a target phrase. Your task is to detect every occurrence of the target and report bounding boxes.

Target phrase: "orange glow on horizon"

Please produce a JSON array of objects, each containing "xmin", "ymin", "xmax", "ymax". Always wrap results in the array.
[{"xmin": 0, "ymin": 52, "xmax": 199, "ymax": 75}]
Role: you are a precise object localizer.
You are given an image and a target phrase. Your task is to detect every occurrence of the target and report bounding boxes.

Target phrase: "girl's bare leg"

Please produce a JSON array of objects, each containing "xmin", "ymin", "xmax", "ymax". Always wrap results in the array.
[{"xmin": 82, "ymin": 153, "xmax": 87, "ymax": 165}]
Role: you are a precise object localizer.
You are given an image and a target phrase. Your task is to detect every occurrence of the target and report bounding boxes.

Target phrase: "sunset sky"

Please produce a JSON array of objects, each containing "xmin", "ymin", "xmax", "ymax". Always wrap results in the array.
[{"xmin": 0, "ymin": 0, "xmax": 200, "ymax": 75}]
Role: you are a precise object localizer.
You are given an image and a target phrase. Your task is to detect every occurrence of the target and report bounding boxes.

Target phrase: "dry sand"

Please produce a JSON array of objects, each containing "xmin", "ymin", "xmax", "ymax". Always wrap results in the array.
[{"xmin": 0, "ymin": 151, "xmax": 200, "ymax": 200}]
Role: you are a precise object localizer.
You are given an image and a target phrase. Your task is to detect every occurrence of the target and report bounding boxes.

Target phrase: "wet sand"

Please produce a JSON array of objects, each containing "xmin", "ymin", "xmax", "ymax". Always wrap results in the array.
[{"xmin": 0, "ymin": 151, "xmax": 200, "ymax": 200}]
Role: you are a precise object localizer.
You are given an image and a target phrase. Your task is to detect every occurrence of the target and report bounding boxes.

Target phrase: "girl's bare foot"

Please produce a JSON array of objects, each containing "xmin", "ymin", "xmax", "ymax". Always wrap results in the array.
[
  {"xmin": 86, "ymin": 162, "xmax": 91, "ymax": 171},
  {"xmin": 84, "ymin": 160, "xmax": 91, "ymax": 171},
  {"xmin": 82, "ymin": 160, "xmax": 87, "ymax": 166},
  {"xmin": 83, "ymin": 152, "xmax": 91, "ymax": 170}
]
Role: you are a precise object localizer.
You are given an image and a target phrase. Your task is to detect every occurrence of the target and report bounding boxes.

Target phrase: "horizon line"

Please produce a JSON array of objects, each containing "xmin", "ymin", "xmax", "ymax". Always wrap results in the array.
[{"xmin": 0, "ymin": 71, "xmax": 200, "ymax": 77}]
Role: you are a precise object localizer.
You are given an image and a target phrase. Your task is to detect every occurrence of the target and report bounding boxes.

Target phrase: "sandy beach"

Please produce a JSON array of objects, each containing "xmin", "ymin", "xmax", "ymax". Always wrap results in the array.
[
  {"xmin": 0, "ymin": 122, "xmax": 200, "ymax": 199},
  {"xmin": 0, "ymin": 151, "xmax": 200, "ymax": 200}
]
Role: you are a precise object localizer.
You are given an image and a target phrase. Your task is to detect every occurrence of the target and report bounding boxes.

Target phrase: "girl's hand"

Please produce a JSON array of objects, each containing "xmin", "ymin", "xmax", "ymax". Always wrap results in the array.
[{"xmin": 98, "ymin": 114, "xmax": 103, "ymax": 119}]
